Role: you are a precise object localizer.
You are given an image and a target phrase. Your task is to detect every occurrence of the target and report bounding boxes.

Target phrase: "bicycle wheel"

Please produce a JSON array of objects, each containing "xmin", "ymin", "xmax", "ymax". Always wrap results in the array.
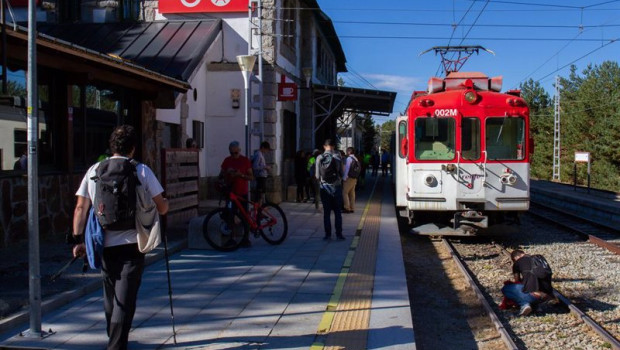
[
  {"xmin": 203, "ymin": 208, "xmax": 247, "ymax": 251},
  {"xmin": 257, "ymin": 203, "xmax": 288, "ymax": 245}
]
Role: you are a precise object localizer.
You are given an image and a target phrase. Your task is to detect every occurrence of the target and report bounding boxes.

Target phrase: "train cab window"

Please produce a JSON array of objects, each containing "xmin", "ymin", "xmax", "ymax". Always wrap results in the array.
[
  {"xmin": 461, "ymin": 117, "xmax": 480, "ymax": 160},
  {"xmin": 486, "ymin": 117, "xmax": 526, "ymax": 160},
  {"xmin": 414, "ymin": 118, "xmax": 455, "ymax": 160},
  {"xmin": 398, "ymin": 121, "xmax": 407, "ymax": 158}
]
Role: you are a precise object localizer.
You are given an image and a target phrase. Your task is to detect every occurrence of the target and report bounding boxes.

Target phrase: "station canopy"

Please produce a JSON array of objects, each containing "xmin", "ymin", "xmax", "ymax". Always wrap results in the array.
[{"xmin": 312, "ymin": 84, "xmax": 397, "ymax": 132}]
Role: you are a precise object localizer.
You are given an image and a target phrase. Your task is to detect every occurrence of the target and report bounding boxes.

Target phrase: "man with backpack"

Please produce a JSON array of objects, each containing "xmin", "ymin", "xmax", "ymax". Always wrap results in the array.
[
  {"xmin": 342, "ymin": 147, "xmax": 360, "ymax": 213},
  {"xmin": 502, "ymin": 249, "xmax": 554, "ymax": 316},
  {"xmin": 71, "ymin": 125, "xmax": 169, "ymax": 350},
  {"xmin": 315, "ymin": 139, "xmax": 345, "ymax": 240}
]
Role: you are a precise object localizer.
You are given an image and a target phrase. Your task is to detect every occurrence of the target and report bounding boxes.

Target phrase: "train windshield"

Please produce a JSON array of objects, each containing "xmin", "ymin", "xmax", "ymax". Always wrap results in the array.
[
  {"xmin": 414, "ymin": 118, "xmax": 455, "ymax": 160},
  {"xmin": 461, "ymin": 117, "xmax": 480, "ymax": 160},
  {"xmin": 486, "ymin": 117, "xmax": 526, "ymax": 160}
]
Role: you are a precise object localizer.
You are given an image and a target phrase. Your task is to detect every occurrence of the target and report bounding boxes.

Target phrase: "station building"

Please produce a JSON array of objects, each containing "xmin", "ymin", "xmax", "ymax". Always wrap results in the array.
[{"xmin": 0, "ymin": 0, "xmax": 395, "ymax": 245}]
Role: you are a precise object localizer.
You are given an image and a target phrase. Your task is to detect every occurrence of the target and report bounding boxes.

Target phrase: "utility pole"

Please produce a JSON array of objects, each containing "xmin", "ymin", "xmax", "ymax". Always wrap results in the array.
[
  {"xmin": 248, "ymin": 0, "xmax": 264, "ymax": 144},
  {"xmin": 552, "ymin": 75, "xmax": 561, "ymax": 181},
  {"xmin": 26, "ymin": 0, "xmax": 42, "ymax": 337}
]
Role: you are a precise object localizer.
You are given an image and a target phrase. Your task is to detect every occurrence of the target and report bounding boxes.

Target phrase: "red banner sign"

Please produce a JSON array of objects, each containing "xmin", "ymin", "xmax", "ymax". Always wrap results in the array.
[
  {"xmin": 278, "ymin": 82, "xmax": 298, "ymax": 101},
  {"xmin": 8, "ymin": 0, "xmax": 40, "ymax": 6},
  {"xmin": 159, "ymin": 0, "xmax": 248, "ymax": 14}
]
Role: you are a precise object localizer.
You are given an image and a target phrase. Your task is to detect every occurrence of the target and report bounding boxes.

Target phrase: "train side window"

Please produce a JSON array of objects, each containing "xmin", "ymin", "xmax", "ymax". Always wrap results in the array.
[
  {"xmin": 462, "ymin": 117, "xmax": 480, "ymax": 160},
  {"xmin": 414, "ymin": 118, "xmax": 455, "ymax": 160},
  {"xmin": 398, "ymin": 121, "xmax": 407, "ymax": 158},
  {"xmin": 486, "ymin": 117, "xmax": 525, "ymax": 160}
]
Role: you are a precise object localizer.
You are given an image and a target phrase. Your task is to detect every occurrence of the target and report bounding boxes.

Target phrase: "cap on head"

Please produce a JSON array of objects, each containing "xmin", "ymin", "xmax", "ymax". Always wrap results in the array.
[{"xmin": 229, "ymin": 141, "xmax": 240, "ymax": 149}]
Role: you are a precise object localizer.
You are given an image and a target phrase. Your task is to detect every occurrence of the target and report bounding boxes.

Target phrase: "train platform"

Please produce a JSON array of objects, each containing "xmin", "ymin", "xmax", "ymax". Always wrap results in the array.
[
  {"xmin": 0, "ymin": 176, "xmax": 415, "ymax": 350},
  {"xmin": 530, "ymin": 179, "xmax": 620, "ymax": 228}
]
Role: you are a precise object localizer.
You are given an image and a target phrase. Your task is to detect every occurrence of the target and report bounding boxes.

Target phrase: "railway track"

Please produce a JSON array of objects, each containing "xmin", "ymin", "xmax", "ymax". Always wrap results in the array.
[
  {"xmin": 446, "ymin": 238, "xmax": 620, "ymax": 350},
  {"xmin": 528, "ymin": 201, "xmax": 620, "ymax": 255}
]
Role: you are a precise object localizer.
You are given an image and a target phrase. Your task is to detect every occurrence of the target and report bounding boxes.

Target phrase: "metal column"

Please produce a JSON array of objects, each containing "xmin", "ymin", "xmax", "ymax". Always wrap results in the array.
[{"xmin": 552, "ymin": 75, "xmax": 561, "ymax": 181}]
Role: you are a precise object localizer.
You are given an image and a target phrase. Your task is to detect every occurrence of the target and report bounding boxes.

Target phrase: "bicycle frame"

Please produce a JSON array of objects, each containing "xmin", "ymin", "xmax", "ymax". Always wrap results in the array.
[{"xmin": 227, "ymin": 192, "xmax": 278, "ymax": 233}]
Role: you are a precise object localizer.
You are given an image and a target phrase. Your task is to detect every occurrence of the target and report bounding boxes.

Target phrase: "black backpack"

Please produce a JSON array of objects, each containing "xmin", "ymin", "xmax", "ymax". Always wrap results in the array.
[
  {"xmin": 348, "ymin": 157, "xmax": 361, "ymax": 179},
  {"xmin": 528, "ymin": 254, "xmax": 552, "ymax": 279},
  {"xmin": 319, "ymin": 152, "xmax": 340, "ymax": 184},
  {"xmin": 91, "ymin": 158, "xmax": 139, "ymax": 230}
]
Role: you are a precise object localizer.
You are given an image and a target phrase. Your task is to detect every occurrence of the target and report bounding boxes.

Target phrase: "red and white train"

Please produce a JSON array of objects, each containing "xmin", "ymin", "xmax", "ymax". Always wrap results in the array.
[{"xmin": 394, "ymin": 50, "xmax": 531, "ymax": 235}]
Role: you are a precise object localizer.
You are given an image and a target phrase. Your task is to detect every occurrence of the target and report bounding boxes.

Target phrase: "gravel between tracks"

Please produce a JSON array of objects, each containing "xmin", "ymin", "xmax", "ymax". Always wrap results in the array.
[{"xmin": 452, "ymin": 215, "xmax": 620, "ymax": 350}]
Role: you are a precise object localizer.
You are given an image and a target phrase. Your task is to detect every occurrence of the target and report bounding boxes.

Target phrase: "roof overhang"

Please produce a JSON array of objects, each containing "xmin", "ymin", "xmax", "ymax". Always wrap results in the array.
[
  {"xmin": 1, "ymin": 24, "xmax": 191, "ymax": 108},
  {"xmin": 313, "ymin": 84, "xmax": 396, "ymax": 116},
  {"xmin": 312, "ymin": 84, "xmax": 396, "ymax": 133}
]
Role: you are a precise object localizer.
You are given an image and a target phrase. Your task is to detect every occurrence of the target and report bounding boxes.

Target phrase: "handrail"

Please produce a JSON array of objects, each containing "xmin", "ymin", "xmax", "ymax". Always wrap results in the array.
[
  {"xmin": 482, "ymin": 150, "xmax": 488, "ymax": 185},
  {"xmin": 456, "ymin": 150, "xmax": 461, "ymax": 185}
]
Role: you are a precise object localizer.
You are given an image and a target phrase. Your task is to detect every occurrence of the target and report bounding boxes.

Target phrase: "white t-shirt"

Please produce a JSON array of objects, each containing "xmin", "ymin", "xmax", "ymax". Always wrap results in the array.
[{"xmin": 76, "ymin": 156, "xmax": 164, "ymax": 248}]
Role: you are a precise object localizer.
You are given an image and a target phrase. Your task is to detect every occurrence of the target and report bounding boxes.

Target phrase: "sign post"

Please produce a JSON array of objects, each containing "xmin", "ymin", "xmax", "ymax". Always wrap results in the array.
[{"xmin": 573, "ymin": 151, "xmax": 591, "ymax": 193}]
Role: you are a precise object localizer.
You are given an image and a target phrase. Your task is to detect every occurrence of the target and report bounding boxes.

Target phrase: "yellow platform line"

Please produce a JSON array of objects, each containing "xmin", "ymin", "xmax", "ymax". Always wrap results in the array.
[{"xmin": 312, "ymin": 177, "xmax": 383, "ymax": 349}]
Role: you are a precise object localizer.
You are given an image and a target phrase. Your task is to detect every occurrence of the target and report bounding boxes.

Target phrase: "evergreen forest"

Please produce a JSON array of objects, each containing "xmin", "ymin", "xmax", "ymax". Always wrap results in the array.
[{"xmin": 523, "ymin": 61, "xmax": 620, "ymax": 192}]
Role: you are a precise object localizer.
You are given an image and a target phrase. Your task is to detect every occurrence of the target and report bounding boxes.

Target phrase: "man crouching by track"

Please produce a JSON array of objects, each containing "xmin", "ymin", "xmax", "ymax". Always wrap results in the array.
[{"xmin": 502, "ymin": 249, "xmax": 555, "ymax": 316}]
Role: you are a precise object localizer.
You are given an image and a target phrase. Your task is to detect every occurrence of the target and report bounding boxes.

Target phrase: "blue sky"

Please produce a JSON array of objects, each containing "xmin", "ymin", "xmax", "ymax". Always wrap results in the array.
[{"xmin": 315, "ymin": 0, "xmax": 620, "ymax": 124}]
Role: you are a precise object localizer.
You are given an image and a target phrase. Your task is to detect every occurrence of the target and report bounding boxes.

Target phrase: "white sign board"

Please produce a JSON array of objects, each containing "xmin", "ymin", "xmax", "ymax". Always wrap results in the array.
[{"xmin": 574, "ymin": 151, "xmax": 590, "ymax": 163}]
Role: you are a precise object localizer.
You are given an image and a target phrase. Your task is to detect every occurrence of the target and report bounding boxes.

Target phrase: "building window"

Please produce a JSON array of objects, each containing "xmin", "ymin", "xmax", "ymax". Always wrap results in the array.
[
  {"xmin": 73, "ymin": 85, "xmax": 123, "ymax": 167},
  {"xmin": 282, "ymin": 0, "xmax": 296, "ymax": 51},
  {"xmin": 192, "ymin": 120, "xmax": 204, "ymax": 149}
]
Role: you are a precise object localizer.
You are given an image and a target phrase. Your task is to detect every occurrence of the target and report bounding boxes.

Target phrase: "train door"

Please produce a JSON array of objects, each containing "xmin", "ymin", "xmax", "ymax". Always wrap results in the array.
[
  {"xmin": 456, "ymin": 117, "xmax": 486, "ymax": 201},
  {"xmin": 394, "ymin": 115, "xmax": 409, "ymax": 209}
]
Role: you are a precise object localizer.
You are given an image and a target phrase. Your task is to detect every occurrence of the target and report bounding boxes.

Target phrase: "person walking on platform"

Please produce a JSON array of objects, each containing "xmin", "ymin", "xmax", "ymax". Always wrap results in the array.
[
  {"xmin": 371, "ymin": 150, "xmax": 379, "ymax": 176},
  {"xmin": 71, "ymin": 125, "xmax": 169, "ymax": 350},
  {"xmin": 381, "ymin": 149, "xmax": 391, "ymax": 176},
  {"xmin": 315, "ymin": 139, "xmax": 345, "ymax": 240},
  {"xmin": 342, "ymin": 147, "xmax": 360, "ymax": 213},
  {"xmin": 251, "ymin": 141, "xmax": 271, "ymax": 203},
  {"xmin": 308, "ymin": 149, "xmax": 321, "ymax": 210},
  {"xmin": 501, "ymin": 249, "xmax": 555, "ymax": 316},
  {"xmin": 295, "ymin": 150, "xmax": 308, "ymax": 202}
]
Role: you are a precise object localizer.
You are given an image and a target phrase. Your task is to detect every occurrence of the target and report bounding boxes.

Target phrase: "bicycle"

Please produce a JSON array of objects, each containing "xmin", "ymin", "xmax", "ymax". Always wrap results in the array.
[{"xmin": 203, "ymin": 190, "xmax": 288, "ymax": 251}]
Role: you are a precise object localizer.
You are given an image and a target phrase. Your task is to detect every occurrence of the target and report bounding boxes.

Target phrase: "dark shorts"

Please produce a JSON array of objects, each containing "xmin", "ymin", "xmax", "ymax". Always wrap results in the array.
[{"xmin": 256, "ymin": 177, "xmax": 267, "ymax": 193}]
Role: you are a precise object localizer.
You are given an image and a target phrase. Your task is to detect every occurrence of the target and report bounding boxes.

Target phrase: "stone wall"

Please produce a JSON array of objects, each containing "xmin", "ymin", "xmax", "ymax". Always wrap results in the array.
[{"xmin": 0, "ymin": 173, "xmax": 82, "ymax": 248}]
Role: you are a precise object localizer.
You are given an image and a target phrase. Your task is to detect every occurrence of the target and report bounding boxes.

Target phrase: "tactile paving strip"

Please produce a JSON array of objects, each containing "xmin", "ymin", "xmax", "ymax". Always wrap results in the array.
[{"xmin": 313, "ymin": 177, "xmax": 384, "ymax": 349}]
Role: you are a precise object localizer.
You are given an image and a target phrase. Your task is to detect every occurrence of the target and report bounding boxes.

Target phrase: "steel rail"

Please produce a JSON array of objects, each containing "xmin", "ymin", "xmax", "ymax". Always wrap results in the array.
[
  {"xmin": 553, "ymin": 291, "xmax": 620, "ymax": 349},
  {"xmin": 498, "ymin": 243, "xmax": 620, "ymax": 349},
  {"xmin": 442, "ymin": 239, "xmax": 518, "ymax": 350},
  {"xmin": 527, "ymin": 203, "xmax": 620, "ymax": 255}
]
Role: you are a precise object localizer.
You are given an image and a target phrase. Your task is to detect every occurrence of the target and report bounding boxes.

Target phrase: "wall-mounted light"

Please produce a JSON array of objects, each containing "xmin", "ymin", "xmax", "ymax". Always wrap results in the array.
[
  {"xmin": 231, "ymin": 89, "xmax": 240, "ymax": 109},
  {"xmin": 302, "ymin": 67, "xmax": 313, "ymax": 88}
]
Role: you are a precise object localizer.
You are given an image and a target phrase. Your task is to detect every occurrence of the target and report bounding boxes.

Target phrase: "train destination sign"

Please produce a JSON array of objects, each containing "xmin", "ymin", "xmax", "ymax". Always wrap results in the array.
[{"xmin": 159, "ymin": 0, "xmax": 248, "ymax": 14}]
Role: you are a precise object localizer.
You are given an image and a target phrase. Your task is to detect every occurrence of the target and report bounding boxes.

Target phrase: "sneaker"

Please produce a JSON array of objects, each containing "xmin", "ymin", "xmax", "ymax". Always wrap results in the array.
[{"xmin": 519, "ymin": 304, "xmax": 532, "ymax": 316}]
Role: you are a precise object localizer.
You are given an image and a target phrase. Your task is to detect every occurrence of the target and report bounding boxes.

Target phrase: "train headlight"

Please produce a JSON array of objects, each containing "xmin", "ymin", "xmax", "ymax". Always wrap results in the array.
[
  {"xmin": 464, "ymin": 91, "xmax": 477, "ymax": 104},
  {"xmin": 500, "ymin": 173, "xmax": 518, "ymax": 186},
  {"xmin": 424, "ymin": 174, "xmax": 437, "ymax": 187}
]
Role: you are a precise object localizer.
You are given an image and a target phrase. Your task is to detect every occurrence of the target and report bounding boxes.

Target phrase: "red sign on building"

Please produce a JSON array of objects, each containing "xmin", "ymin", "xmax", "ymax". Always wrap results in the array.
[
  {"xmin": 278, "ymin": 82, "xmax": 298, "ymax": 101},
  {"xmin": 159, "ymin": 0, "xmax": 248, "ymax": 14},
  {"xmin": 8, "ymin": 0, "xmax": 40, "ymax": 6}
]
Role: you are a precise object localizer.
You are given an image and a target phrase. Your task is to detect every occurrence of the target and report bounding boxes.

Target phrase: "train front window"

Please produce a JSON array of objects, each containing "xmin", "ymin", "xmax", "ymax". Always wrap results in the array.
[
  {"xmin": 486, "ymin": 117, "xmax": 525, "ymax": 160},
  {"xmin": 461, "ymin": 117, "xmax": 480, "ymax": 160},
  {"xmin": 414, "ymin": 118, "xmax": 455, "ymax": 160}
]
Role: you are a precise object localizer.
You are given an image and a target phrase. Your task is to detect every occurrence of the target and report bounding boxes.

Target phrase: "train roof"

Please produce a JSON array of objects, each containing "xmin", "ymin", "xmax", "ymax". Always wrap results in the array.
[{"xmin": 428, "ymin": 72, "xmax": 503, "ymax": 94}]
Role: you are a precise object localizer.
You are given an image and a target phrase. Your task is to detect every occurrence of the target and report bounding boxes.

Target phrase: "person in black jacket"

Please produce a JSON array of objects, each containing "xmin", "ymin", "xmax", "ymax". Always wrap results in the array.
[{"xmin": 501, "ymin": 249, "xmax": 554, "ymax": 316}]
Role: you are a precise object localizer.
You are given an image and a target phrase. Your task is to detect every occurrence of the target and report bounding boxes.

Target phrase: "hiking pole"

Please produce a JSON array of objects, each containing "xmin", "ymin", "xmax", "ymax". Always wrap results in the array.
[
  {"xmin": 162, "ymin": 228, "xmax": 177, "ymax": 344},
  {"xmin": 49, "ymin": 256, "xmax": 78, "ymax": 282}
]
